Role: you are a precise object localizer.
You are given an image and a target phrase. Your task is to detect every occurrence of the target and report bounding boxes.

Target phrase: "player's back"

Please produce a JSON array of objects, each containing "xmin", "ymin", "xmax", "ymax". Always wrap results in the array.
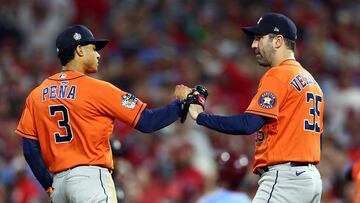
[
  {"xmin": 26, "ymin": 71, "xmax": 145, "ymax": 173},
  {"xmin": 248, "ymin": 60, "xmax": 324, "ymax": 171}
]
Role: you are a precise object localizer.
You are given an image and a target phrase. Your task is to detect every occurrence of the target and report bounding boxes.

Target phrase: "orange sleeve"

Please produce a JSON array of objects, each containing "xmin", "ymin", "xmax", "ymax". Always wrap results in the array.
[
  {"xmin": 15, "ymin": 94, "xmax": 38, "ymax": 140},
  {"xmin": 353, "ymin": 163, "xmax": 360, "ymax": 203},
  {"xmin": 353, "ymin": 163, "xmax": 360, "ymax": 180},
  {"xmin": 96, "ymin": 83, "xmax": 147, "ymax": 127},
  {"xmin": 245, "ymin": 75, "xmax": 287, "ymax": 119}
]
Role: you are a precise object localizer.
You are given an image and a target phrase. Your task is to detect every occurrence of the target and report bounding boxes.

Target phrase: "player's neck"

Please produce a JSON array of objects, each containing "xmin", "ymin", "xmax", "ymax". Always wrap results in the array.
[
  {"xmin": 272, "ymin": 50, "xmax": 295, "ymax": 67},
  {"xmin": 62, "ymin": 60, "xmax": 86, "ymax": 73}
]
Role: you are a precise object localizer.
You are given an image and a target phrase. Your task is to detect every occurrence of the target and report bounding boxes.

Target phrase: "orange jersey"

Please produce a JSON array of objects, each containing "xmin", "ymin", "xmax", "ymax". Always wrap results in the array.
[
  {"xmin": 16, "ymin": 71, "xmax": 146, "ymax": 173},
  {"xmin": 353, "ymin": 163, "xmax": 360, "ymax": 203},
  {"xmin": 245, "ymin": 60, "xmax": 324, "ymax": 173}
]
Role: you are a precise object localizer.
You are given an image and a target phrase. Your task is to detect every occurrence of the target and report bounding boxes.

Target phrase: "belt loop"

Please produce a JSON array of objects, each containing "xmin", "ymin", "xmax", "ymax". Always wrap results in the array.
[{"xmin": 256, "ymin": 166, "xmax": 269, "ymax": 175}]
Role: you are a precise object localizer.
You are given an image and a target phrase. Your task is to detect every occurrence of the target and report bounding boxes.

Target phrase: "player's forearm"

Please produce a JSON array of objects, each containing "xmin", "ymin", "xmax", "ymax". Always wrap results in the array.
[
  {"xmin": 196, "ymin": 112, "xmax": 268, "ymax": 135},
  {"xmin": 22, "ymin": 137, "xmax": 53, "ymax": 190},
  {"xmin": 135, "ymin": 99, "xmax": 182, "ymax": 133}
]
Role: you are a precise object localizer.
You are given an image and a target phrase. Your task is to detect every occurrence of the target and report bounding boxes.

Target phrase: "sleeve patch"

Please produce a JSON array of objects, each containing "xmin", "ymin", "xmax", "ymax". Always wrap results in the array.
[
  {"xmin": 258, "ymin": 92, "xmax": 277, "ymax": 109},
  {"xmin": 122, "ymin": 93, "xmax": 138, "ymax": 109}
]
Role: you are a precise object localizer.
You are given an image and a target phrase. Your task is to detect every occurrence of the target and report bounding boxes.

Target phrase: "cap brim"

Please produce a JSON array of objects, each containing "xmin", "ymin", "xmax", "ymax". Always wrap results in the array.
[
  {"xmin": 84, "ymin": 39, "xmax": 109, "ymax": 51},
  {"xmin": 242, "ymin": 26, "xmax": 266, "ymax": 36}
]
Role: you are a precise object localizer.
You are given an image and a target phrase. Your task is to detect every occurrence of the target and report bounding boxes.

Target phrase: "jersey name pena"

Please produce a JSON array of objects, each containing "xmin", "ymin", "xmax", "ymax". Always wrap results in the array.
[
  {"xmin": 245, "ymin": 60, "xmax": 324, "ymax": 173},
  {"xmin": 16, "ymin": 71, "xmax": 146, "ymax": 173}
]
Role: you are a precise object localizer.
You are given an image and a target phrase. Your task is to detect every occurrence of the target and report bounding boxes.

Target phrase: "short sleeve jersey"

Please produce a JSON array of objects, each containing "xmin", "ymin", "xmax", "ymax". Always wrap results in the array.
[
  {"xmin": 16, "ymin": 71, "xmax": 146, "ymax": 173},
  {"xmin": 352, "ymin": 163, "xmax": 360, "ymax": 203},
  {"xmin": 245, "ymin": 60, "xmax": 324, "ymax": 173}
]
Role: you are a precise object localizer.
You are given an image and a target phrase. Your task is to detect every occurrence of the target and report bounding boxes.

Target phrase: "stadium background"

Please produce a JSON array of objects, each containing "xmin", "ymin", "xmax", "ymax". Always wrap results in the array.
[{"xmin": 1, "ymin": 0, "xmax": 360, "ymax": 202}]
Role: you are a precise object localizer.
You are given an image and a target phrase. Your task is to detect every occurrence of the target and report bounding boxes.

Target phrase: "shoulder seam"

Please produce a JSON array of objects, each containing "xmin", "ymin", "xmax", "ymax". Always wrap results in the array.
[{"xmin": 265, "ymin": 71, "xmax": 290, "ymax": 103}]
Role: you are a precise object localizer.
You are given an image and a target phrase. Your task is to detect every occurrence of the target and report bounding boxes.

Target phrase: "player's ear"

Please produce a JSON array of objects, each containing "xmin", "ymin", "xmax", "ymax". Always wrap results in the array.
[
  {"xmin": 273, "ymin": 35, "xmax": 284, "ymax": 49},
  {"xmin": 75, "ymin": 45, "xmax": 84, "ymax": 57}
]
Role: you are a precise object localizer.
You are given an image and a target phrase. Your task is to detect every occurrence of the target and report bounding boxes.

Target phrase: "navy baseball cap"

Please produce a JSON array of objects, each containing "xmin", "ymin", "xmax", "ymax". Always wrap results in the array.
[
  {"xmin": 242, "ymin": 12, "xmax": 297, "ymax": 41},
  {"xmin": 56, "ymin": 25, "xmax": 108, "ymax": 56}
]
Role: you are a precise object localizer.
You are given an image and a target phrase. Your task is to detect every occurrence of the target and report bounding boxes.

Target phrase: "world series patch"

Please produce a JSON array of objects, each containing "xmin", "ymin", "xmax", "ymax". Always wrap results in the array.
[
  {"xmin": 258, "ymin": 92, "xmax": 276, "ymax": 109},
  {"xmin": 122, "ymin": 93, "xmax": 138, "ymax": 109}
]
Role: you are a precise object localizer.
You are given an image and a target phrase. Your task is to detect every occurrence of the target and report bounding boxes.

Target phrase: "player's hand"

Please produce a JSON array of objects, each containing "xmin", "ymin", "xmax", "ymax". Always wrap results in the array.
[
  {"xmin": 174, "ymin": 84, "xmax": 192, "ymax": 100},
  {"xmin": 189, "ymin": 104, "xmax": 203, "ymax": 120},
  {"xmin": 46, "ymin": 186, "xmax": 54, "ymax": 197},
  {"xmin": 180, "ymin": 85, "xmax": 208, "ymax": 123}
]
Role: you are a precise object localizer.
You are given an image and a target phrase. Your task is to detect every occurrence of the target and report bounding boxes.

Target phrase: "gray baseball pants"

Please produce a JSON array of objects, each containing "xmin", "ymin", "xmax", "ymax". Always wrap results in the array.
[
  {"xmin": 252, "ymin": 162, "xmax": 322, "ymax": 203},
  {"xmin": 50, "ymin": 165, "xmax": 117, "ymax": 203}
]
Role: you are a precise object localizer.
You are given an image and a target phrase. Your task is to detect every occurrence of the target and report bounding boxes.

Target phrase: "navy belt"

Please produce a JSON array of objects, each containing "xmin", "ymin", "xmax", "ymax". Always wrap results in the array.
[
  {"xmin": 256, "ymin": 162, "xmax": 311, "ymax": 175},
  {"xmin": 56, "ymin": 164, "xmax": 113, "ymax": 174}
]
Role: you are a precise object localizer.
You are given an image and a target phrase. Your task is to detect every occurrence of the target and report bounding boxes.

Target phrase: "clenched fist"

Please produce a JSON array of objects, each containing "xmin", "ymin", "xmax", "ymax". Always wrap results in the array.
[
  {"xmin": 174, "ymin": 84, "xmax": 192, "ymax": 100},
  {"xmin": 189, "ymin": 104, "xmax": 203, "ymax": 120}
]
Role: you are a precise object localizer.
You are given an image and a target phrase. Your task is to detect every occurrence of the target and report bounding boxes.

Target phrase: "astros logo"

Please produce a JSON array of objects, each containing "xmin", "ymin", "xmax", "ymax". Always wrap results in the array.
[{"xmin": 258, "ymin": 92, "xmax": 276, "ymax": 109}]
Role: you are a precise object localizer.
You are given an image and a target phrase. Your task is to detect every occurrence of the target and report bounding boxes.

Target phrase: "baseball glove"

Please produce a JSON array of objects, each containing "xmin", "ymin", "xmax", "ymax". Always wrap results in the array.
[{"xmin": 180, "ymin": 85, "xmax": 208, "ymax": 123}]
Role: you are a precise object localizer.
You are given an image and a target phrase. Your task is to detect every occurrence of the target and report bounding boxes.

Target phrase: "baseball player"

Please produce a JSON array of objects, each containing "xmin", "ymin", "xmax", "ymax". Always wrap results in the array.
[
  {"xmin": 16, "ymin": 25, "xmax": 191, "ymax": 203},
  {"xmin": 345, "ymin": 162, "xmax": 360, "ymax": 203},
  {"xmin": 181, "ymin": 13, "xmax": 324, "ymax": 202}
]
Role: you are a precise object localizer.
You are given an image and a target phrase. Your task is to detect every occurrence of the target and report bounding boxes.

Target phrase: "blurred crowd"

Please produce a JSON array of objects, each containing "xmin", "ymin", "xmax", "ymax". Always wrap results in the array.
[{"xmin": 1, "ymin": 0, "xmax": 360, "ymax": 202}]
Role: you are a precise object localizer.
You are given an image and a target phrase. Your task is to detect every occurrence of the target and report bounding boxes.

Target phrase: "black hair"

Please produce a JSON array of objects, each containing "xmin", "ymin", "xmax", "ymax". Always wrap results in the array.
[
  {"xmin": 58, "ymin": 46, "xmax": 76, "ymax": 66},
  {"xmin": 268, "ymin": 33, "xmax": 296, "ymax": 51},
  {"xmin": 284, "ymin": 38, "xmax": 296, "ymax": 51}
]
